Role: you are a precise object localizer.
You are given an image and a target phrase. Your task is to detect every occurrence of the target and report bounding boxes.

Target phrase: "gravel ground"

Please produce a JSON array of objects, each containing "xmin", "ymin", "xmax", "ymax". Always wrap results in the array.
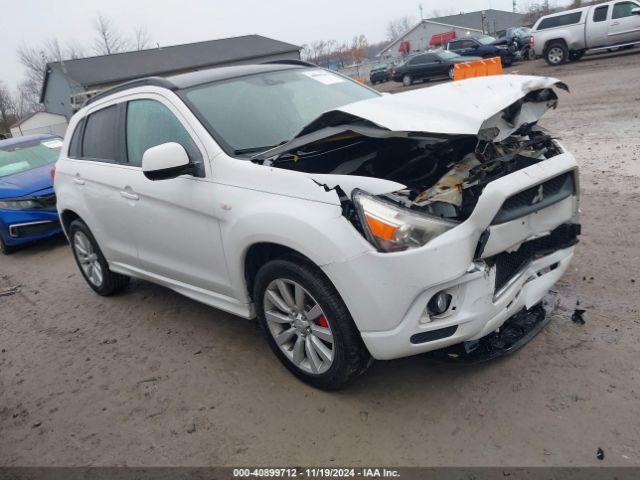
[{"xmin": 1, "ymin": 51, "xmax": 639, "ymax": 467}]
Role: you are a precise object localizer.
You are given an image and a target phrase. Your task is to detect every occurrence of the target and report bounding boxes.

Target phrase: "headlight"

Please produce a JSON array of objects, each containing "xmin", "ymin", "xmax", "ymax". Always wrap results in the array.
[
  {"xmin": 352, "ymin": 189, "xmax": 458, "ymax": 252},
  {"xmin": 0, "ymin": 198, "xmax": 39, "ymax": 210}
]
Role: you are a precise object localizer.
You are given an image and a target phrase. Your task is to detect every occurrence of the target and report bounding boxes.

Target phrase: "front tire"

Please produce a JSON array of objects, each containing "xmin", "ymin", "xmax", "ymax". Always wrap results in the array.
[
  {"xmin": 69, "ymin": 219, "xmax": 129, "ymax": 296},
  {"xmin": 448, "ymin": 66, "xmax": 455, "ymax": 80},
  {"xmin": 545, "ymin": 42, "xmax": 569, "ymax": 66},
  {"xmin": 0, "ymin": 235, "xmax": 16, "ymax": 255},
  {"xmin": 402, "ymin": 74, "xmax": 412, "ymax": 86},
  {"xmin": 254, "ymin": 257, "xmax": 371, "ymax": 390}
]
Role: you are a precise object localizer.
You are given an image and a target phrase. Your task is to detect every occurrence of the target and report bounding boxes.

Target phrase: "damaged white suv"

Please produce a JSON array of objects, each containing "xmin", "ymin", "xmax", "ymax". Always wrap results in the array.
[{"xmin": 55, "ymin": 62, "xmax": 580, "ymax": 389}]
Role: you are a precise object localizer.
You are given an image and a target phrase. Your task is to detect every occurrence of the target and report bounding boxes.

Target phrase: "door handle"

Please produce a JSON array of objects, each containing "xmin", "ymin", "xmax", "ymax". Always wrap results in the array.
[
  {"xmin": 120, "ymin": 190, "xmax": 139, "ymax": 201},
  {"xmin": 73, "ymin": 177, "xmax": 85, "ymax": 185},
  {"xmin": 611, "ymin": 21, "xmax": 620, "ymax": 25}
]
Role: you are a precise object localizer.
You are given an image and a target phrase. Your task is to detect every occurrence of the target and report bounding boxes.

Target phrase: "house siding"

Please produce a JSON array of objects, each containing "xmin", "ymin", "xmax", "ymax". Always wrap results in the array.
[
  {"xmin": 10, "ymin": 112, "xmax": 68, "ymax": 138},
  {"xmin": 379, "ymin": 23, "xmax": 482, "ymax": 60}
]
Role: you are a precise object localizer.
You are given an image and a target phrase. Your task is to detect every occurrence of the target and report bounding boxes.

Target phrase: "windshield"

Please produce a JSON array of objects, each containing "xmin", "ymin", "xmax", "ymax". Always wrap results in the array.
[
  {"xmin": 477, "ymin": 36, "xmax": 497, "ymax": 45},
  {"xmin": 436, "ymin": 50, "xmax": 459, "ymax": 60},
  {"xmin": 372, "ymin": 63, "xmax": 388, "ymax": 70},
  {"xmin": 0, "ymin": 138, "xmax": 62, "ymax": 178},
  {"xmin": 182, "ymin": 68, "xmax": 380, "ymax": 155}
]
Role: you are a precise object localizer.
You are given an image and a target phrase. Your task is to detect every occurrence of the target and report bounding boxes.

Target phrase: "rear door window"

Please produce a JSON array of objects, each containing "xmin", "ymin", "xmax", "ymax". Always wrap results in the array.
[
  {"xmin": 126, "ymin": 99, "xmax": 200, "ymax": 167},
  {"xmin": 408, "ymin": 55, "xmax": 428, "ymax": 65},
  {"xmin": 593, "ymin": 5, "xmax": 609, "ymax": 22},
  {"xmin": 82, "ymin": 105, "xmax": 120, "ymax": 162},
  {"xmin": 538, "ymin": 12, "xmax": 583, "ymax": 29}
]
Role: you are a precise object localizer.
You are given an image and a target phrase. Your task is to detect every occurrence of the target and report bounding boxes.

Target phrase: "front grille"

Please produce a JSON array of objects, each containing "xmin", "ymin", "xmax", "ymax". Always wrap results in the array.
[
  {"xmin": 492, "ymin": 172, "xmax": 575, "ymax": 224},
  {"xmin": 493, "ymin": 223, "xmax": 581, "ymax": 291}
]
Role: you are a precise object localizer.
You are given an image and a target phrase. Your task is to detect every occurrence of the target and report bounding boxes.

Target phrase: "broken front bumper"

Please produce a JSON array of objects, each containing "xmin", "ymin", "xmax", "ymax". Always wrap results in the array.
[{"xmin": 322, "ymin": 151, "xmax": 579, "ymax": 361}]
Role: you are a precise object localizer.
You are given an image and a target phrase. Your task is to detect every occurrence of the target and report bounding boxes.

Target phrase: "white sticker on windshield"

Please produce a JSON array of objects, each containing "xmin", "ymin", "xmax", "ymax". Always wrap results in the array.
[
  {"xmin": 302, "ymin": 70, "xmax": 346, "ymax": 85},
  {"xmin": 42, "ymin": 139, "xmax": 63, "ymax": 149}
]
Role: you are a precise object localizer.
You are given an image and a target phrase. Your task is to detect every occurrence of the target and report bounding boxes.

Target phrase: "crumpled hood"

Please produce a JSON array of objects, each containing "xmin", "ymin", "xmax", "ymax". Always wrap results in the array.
[
  {"xmin": 306, "ymin": 75, "xmax": 566, "ymax": 139},
  {"xmin": 257, "ymin": 75, "xmax": 567, "ymax": 162}
]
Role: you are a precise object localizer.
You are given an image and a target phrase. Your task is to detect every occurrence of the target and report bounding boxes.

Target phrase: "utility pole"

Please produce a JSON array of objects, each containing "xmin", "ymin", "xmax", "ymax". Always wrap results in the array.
[
  {"xmin": 513, "ymin": 0, "xmax": 517, "ymax": 12},
  {"xmin": 419, "ymin": 3, "xmax": 424, "ymax": 20}
]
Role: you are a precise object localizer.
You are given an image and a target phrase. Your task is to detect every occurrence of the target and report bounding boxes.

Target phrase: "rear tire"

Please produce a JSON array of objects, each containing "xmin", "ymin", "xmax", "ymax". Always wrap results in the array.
[
  {"xmin": 69, "ymin": 219, "xmax": 129, "ymax": 296},
  {"xmin": 253, "ymin": 256, "xmax": 372, "ymax": 390},
  {"xmin": 545, "ymin": 42, "xmax": 569, "ymax": 66}
]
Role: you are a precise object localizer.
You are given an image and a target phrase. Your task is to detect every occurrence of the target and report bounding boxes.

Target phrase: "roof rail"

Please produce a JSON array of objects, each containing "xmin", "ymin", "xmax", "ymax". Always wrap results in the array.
[
  {"xmin": 85, "ymin": 77, "xmax": 177, "ymax": 107},
  {"xmin": 262, "ymin": 59, "xmax": 318, "ymax": 68}
]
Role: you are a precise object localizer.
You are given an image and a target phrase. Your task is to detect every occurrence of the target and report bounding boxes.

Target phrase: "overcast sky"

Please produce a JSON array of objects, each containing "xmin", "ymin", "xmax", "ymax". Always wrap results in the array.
[{"xmin": 0, "ymin": 0, "xmax": 570, "ymax": 91}]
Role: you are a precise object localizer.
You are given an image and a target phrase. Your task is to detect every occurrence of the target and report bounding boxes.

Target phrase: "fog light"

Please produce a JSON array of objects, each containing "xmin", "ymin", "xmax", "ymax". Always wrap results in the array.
[{"xmin": 428, "ymin": 291, "xmax": 452, "ymax": 316}]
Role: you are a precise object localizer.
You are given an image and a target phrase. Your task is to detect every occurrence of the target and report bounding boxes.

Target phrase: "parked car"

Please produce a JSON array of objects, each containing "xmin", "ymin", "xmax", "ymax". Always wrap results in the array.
[
  {"xmin": 531, "ymin": 0, "xmax": 640, "ymax": 65},
  {"xmin": 495, "ymin": 27, "xmax": 535, "ymax": 60},
  {"xmin": 0, "ymin": 134, "xmax": 63, "ymax": 254},
  {"xmin": 392, "ymin": 50, "xmax": 480, "ymax": 86},
  {"xmin": 369, "ymin": 63, "xmax": 391, "ymax": 84},
  {"xmin": 446, "ymin": 35, "xmax": 517, "ymax": 66},
  {"xmin": 55, "ymin": 63, "xmax": 580, "ymax": 389}
]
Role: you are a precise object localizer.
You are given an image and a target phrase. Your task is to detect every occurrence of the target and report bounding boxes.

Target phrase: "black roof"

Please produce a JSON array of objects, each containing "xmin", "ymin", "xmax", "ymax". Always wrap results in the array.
[
  {"xmin": 41, "ymin": 34, "xmax": 301, "ymax": 102},
  {"xmin": 85, "ymin": 62, "xmax": 315, "ymax": 106}
]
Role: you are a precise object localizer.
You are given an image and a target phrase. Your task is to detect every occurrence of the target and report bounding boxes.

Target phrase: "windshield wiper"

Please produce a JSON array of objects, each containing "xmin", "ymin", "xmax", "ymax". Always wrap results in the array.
[{"xmin": 234, "ymin": 141, "xmax": 287, "ymax": 156}]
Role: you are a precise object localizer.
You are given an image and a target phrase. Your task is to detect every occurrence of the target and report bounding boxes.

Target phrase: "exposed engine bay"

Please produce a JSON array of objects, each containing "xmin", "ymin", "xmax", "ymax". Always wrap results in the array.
[{"xmin": 258, "ymin": 123, "xmax": 561, "ymax": 221}]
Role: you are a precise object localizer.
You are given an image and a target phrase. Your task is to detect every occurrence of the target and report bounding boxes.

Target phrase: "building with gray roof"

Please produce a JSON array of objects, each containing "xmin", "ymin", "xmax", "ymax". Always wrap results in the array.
[{"xmin": 40, "ymin": 34, "xmax": 301, "ymax": 118}]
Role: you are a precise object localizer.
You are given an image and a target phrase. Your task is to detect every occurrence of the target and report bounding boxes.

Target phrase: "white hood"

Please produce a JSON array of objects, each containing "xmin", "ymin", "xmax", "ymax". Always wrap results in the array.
[{"xmin": 329, "ymin": 75, "xmax": 567, "ymax": 140}]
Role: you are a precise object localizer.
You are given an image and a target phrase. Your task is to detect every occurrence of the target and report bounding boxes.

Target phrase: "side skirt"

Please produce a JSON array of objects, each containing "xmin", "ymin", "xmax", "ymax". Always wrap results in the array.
[{"xmin": 110, "ymin": 262, "xmax": 254, "ymax": 319}]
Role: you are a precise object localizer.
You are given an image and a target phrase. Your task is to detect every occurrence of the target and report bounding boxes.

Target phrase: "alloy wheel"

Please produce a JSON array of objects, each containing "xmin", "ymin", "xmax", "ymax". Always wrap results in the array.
[
  {"xmin": 547, "ymin": 47, "xmax": 564, "ymax": 64},
  {"xmin": 73, "ymin": 231, "xmax": 104, "ymax": 287},
  {"xmin": 263, "ymin": 278, "xmax": 334, "ymax": 375}
]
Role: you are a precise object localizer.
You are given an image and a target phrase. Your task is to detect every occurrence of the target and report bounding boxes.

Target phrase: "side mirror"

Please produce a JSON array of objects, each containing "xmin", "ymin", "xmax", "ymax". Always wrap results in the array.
[
  {"xmin": 632, "ymin": 7, "xmax": 640, "ymax": 14},
  {"xmin": 142, "ymin": 142, "xmax": 195, "ymax": 181}
]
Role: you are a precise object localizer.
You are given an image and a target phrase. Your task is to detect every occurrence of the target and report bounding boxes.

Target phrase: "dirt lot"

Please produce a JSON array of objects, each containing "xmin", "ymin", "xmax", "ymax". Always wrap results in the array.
[{"xmin": 1, "ymin": 51, "xmax": 640, "ymax": 467}]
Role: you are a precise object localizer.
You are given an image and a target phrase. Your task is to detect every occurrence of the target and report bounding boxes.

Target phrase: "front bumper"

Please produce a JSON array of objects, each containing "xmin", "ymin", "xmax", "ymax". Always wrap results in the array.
[
  {"xmin": 0, "ymin": 209, "xmax": 62, "ymax": 246},
  {"xmin": 322, "ymin": 152, "xmax": 579, "ymax": 360}
]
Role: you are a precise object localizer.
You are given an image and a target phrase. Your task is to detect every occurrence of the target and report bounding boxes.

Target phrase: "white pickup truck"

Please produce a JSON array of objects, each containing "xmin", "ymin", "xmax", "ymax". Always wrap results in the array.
[{"xmin": 532, "ymin": 0, "xmax": 640, "ymax": 65}]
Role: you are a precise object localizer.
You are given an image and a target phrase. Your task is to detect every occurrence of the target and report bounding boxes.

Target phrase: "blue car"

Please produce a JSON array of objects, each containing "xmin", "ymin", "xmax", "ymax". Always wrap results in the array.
[
  {"xmin": 446, "ymin": 35, "xmax": 516, "ymax": 66},
  {"xmin": 0, "ymin": 134, "xmax": 64, "ymax": 254}
]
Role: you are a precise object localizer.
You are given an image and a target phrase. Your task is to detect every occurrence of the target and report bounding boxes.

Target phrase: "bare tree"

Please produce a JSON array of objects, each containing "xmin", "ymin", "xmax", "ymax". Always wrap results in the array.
[
  {"xmin": 16, "ymin": 37, "xmax": 86, "ymax": 112},
  {"xmin": 385, "ymin": 16, "xmax": 415, "ymax": 41},
  {"xmin": 134, "ymin": 25, "xmax": 152, "ymax": 51},
  {"xmin": 350, "ymin": 35, "xmax": 369, "ymax": 64},
  {"xmin": 93, "ymin": 13, "xmax": 130, "ymax": 55},
  {"xmin": 14, "ymin": 82, "xmax": 39, "ymax": 119},
  {"xmin": 0, "ymin": 82, "xmax": 16, "ymax": 134}
]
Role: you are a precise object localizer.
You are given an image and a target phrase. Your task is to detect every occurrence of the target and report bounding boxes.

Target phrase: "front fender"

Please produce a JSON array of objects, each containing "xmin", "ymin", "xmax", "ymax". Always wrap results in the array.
[{"xmin": 220, "ymin": 191, "xmax": 371, "ymax": 304}]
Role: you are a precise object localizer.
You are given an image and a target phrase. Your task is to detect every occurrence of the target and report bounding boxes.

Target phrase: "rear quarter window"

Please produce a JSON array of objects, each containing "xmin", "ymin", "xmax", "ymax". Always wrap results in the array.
[
  {"xmin": 68, "ymin": 118, "xmax": 85, "ymax": 158},
  {"xmin": 537, "ymin": 11, "xmax": 583, "ymax": 30}
]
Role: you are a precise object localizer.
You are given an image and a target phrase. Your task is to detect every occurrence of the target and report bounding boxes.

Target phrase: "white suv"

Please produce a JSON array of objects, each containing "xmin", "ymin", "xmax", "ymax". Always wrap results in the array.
[{"xmin": 55, "ymin": 63, "xmax": 580, "ymax": 389}]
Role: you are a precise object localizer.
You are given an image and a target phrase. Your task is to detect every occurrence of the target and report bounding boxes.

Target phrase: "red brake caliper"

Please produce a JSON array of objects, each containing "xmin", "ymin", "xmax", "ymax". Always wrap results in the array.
[{"xmin": 316, "ymin": 315, "xmax": 329, "ymax": 328}]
